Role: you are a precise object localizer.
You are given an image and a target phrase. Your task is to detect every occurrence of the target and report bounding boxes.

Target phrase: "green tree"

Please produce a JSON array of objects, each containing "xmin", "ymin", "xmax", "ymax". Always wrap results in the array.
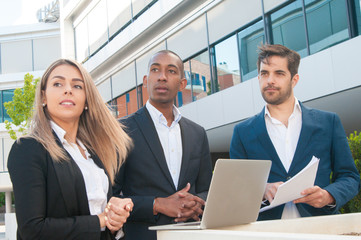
[
  {"xmin": 341, "ymin": 131, "xmax": 361, "ymax": 213},
  {"xmin": 4, "ymin": 73, "xmax": 39, "ymax": 140},
  {"xmin": 0, "ymin": 192, "xmax": 4, "ymax": 207}
]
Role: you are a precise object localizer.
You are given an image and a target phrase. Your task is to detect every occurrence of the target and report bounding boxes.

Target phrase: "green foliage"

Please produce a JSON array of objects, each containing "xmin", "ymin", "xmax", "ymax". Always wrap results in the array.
[
  {"xmin": 206, "ymin": 80, "xmax": 219, "ymax": 96},
  {"xmin": 4, "ymin": 73, "xmax": 39, "ymax": 140},
  {"xmin": 0, "ymin": 192, "xmax": 4, "ymax": 207},
  {"xmin": 341, "ymin": 131, "xmax": 361, "ymax": 213}
]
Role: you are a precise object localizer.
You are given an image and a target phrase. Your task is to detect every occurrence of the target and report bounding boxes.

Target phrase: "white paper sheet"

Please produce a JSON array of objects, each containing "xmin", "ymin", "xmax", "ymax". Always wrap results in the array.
[{"xmin": 260, "ymin": 156, "xmax": 320, "ymax": 213}]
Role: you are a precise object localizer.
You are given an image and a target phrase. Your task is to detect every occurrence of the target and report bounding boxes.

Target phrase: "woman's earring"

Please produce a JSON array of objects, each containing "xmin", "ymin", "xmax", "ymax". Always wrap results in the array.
[
  {"xmin": 42, "ymin": 103, "xmax": 46, "ymax": 107},
  {"xmin": 85, "ymin": 106, "xmax": 88, "ymax": 110}
]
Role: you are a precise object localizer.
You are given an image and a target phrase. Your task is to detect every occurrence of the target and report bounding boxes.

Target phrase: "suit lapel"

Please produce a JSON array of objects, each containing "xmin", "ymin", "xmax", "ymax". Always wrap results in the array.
[
  {"xmin": 135, "ymin": 107, "xmax": 176, "ymax": 190},
  {"xmin": 289, "ymin": 103, "xmax": 316, "ymax": 174},
  {"xmin": 253, "ymin": 109, "xmax": 288, "ymax": 175},
  {"xmin": 52, "ymin": 135, "xmax": 90, "ymax": 215}
]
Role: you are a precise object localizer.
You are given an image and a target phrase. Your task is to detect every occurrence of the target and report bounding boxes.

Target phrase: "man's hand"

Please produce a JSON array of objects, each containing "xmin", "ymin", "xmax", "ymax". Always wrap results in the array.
[
  {"xmin": 293, "ymin": 186, "xmax": 335, "ymax": 208},
  {"xmin": 263, "ymin": 182, "xmax": 283, "ymax": 203},
  {"xmin": 153, "ymin": 183, "xmax": 205, "ymax": 222}
]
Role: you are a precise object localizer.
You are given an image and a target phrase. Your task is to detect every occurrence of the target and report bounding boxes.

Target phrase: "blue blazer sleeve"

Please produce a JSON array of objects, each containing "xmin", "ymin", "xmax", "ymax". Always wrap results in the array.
[{"xmin": 323, "ymin": 113, "xmax": 360, "ymax": 211}]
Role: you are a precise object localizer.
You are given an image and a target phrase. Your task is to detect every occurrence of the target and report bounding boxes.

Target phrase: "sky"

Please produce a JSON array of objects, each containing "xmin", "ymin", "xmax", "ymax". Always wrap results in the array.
[{"xmin": 0, "ymin": 0, "xmax": 53, "ymax": 27}]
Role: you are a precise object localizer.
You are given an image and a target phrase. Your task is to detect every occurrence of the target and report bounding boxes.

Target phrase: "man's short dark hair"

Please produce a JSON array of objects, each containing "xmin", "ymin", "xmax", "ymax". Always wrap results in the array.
[{"xmin": 257, "ymin": 44, "xmax": 300, "ymax": 78}]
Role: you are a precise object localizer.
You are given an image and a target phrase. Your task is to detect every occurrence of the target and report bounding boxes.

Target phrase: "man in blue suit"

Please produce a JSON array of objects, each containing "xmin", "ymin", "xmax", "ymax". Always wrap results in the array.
[
  {"xmin": 230, "ymin": 44, "xmax": 359, "ymax": 220},
  {"xmin": 113, "ymin": 50, "xmax": 212, "ymax": 239}
]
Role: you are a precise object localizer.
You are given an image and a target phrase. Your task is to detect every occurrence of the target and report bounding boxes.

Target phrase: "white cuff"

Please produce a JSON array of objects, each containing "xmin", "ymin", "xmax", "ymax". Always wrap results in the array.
[{"xmin": 115, "ymin": 228, "xmax": 124, "ymax": 239}]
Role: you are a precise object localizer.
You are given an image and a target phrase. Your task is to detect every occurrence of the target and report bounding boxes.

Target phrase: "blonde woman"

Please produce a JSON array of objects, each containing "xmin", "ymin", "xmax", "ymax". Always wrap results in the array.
[{"xmin": 8, "ymin": 59, "xmax": 133, "ymax": 240}]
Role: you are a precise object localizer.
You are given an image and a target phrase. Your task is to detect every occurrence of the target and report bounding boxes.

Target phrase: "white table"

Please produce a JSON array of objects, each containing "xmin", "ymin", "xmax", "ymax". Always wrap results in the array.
[{"xmin": 156, "ymin": 213, "xmax": 361, "ymax": 240}]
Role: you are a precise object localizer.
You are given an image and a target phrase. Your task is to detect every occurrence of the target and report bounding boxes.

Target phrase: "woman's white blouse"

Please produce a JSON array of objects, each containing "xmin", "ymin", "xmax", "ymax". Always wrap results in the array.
[{"xmin": 51, "ymin": 121, "xmax": 109, "ymax": 218}]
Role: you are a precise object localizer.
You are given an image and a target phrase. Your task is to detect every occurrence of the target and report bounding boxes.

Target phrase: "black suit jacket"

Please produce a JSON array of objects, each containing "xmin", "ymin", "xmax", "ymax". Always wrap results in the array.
[
  {"xmin": 113, "ymin": 107, "xmax": 212, "ymax": 240},
  {"xmin": 8, "ymin": 136, "xmax": 115, "ymax": 240}
]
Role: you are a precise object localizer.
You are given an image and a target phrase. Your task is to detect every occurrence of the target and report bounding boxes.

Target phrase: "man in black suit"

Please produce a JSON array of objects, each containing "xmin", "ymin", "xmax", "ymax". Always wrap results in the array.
[{"xmin": 113, "ymin": 50, "xmax": 213, "ymax": 240}]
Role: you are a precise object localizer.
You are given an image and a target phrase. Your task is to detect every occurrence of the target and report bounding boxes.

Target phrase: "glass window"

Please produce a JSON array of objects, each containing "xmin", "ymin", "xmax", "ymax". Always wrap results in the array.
[
  {"xmin": 214, "ymin": 35, "xmax": 241, "ymax": 91},
  {"xmin": 1, "ymin": 40, "xmax": 32, "ymax": 74},
  {"xmin": 109, "ymin": 98, "xmax": 118, "ymax": 117},
  {"xmin": 136, "ymin": 85, "xmax": 145, "ymax": 108},
  {"xmin": 0, "ymin": 43, "xmax": 1, "ymax": 74},
  {"xmin": 63, "ymin": 0, "xmax": 71, "ymax": 7},
  {"xmin": 97, "ymin": 78, "xmax": 112, "ymax": 103},
  {"xmin": 115, "ymin": 95, "xmax": 126, "ymax": 118},
  {"xmin": 88, "ymin": 0, "xmax": 108, "ymax": 54},
  {"xmin": 0, "ymin": 138, "xmax": 3, "ymax": 172},
  {"xmin": 271, "ymin": 0, "xmax": 308, "ymax": 57},
  {"xmin": 141, "ymin": 84, "xmax": 149, "ymax": 107},
  {"xmin": 107, "ymin": 0, "xmax": 132, "ymax": 38},
  {"xmin": 111, "ymin": 63, "xmax": 137, "ymax": 99},
  {"xmin": 305, "ymin": 0, "xmax": 349, "ymax": 54},
  {"xmin": 176, "ymin": 61, "xmax": 193, "ymax": 107},
  {"xmin": 114, "ymin": 88, "xmax": 138, "ymax": 118},
  {"xmin": 189, "ymin": 51, "xmax": 211, "ymax": 101},
  {"xmin": 2, "ymin": 90, "xmax": 14, "ymax": 122},
  {"xmin": 238, "ymin": 20, "xmax": 265, "ymax": 82},
  {"xmin": 132, "ymin": 0, "xmax": 154, "ymax": 18},
  {"xmin": 354, "ymin": 0, "xmax": 361, "ymax": 35},
  {"xmin": 0, "ymin": 91, "xmax": 2, "ymax": 122},
  {"xmin": 74, "ymin": 19, "xmax": 89, "ymax": 62},
  {"xmin": 127, "ymin": 88, "xmax": 138, "ymax": 115},
  {"xmin": 33, "ymin": 37, "xmax": 61, "ymax": 71}
]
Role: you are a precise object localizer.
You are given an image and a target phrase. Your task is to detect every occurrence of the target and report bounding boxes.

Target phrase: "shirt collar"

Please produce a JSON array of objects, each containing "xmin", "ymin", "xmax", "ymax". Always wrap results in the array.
[
  {"xmin": 264, "ymin": 97, "xmax": 302, "ymax": 120},
  {"xmin": 50, "ymin": 120, "xmax": 67, "ymax": 144},
  {"xmin": 50, "ymin": 120, "xmax": 87, "ymax": 150},
  {"xmin": 146, "ymin": 100, "xmax": 182, "ymax": 127}
]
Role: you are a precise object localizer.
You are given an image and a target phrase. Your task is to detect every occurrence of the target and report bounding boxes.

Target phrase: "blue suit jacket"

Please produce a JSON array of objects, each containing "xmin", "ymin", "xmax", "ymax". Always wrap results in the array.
[
  {"xmin": 113, "ymin": 107, "xmax": 212, "ymax": 240},
  {"xmin": 230, "ymin": 102, "xmax": 360, "ymax": 220}
]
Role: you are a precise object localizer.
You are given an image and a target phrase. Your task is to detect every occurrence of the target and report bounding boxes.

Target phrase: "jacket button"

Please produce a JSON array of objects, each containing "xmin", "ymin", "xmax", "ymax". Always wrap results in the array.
[{"xmin": 286, "ymin": 176, "xmax": 291, "ymax": 180}]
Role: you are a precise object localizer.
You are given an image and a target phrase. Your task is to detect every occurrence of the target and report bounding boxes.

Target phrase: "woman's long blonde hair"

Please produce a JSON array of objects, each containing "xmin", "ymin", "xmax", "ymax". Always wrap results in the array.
[{"xmin": 28, "ymin": 59, "xmax": 132, "ymax": 183}]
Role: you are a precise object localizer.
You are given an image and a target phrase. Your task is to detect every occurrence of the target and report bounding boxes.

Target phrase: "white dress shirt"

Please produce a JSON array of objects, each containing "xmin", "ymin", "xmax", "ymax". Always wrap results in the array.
[
  {"xmin": 51, "ymin": 121, "xmax": 109, "ymax": 227},
  {"xmin": 264, "ymin": 97, "xmax": 302, "ymax": 219},
  {"xmin": 146, "ymin": 101, "xmax": 183, "ymax": 189}
]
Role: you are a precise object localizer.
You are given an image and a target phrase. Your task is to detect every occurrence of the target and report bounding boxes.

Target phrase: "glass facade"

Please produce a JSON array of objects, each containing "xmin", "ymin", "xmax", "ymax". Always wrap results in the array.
[
  {"xmin": 271, "ymin": 0, "xmax": 308, "ymax": 57},
  {"xmin": 305, "ymin": 0, "xmax": 349, "ymax": 54},
  {"xmin": 178, "ymin": 61, "xmax": 193, "ymax": 107},
  {"xmin": 357, "ymin": 0, "xmax": 361, "ymax": 34},
  {"xmin": 238, "ymin": 20, "xmax": 265, "ymax": 81},
  {"xmin": 132, "ymin": 0, "xmax": 154, "ymax": 18},
  {"xmin": 213, "ymin": 35, "xmax": 241, "ymax": 91},
  {"xmin": 0, "ymin": 37, "xmax": 60, "ymax": 75},
  {"xmin": 110, "ymin": 84, "xmax": 148, "ymax": 119},
  {"xmin": 111, "ymin": 88, "xmax": 138, "ymax": 119},
  {"xmin": 107, "ymin": 0, "xmax": 132, "ymax": 38},
  {"xmin": 1, "ymin": 90, "xmax": 14, "ymax": 123},
  {"xmin": 74, "ymin": 0, "xmax": 157, "ymax": 62},
  {"xmin": 189, "ymin": 51, "xmax": 212, "ymax": 101},
  {"xmin": 176, "ymin": 51, "xmax": 211, "ymax": 108},
  {"xmin": 102, "ymin": 0, "xmax": 361, "ymax": 119}
]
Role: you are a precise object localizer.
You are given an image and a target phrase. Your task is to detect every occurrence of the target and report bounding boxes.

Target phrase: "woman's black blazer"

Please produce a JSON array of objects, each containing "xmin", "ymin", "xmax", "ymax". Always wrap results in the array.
[{"xmin": 8, "ymin": 136, "xmax": 115, "ymax": 240}]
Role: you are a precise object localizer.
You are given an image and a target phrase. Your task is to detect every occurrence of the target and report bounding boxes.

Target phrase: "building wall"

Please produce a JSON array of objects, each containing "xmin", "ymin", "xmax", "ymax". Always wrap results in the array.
[
  {"xmin": 0, "ymin": 23, "xmax": 61, "ymax": 172},
  {"xmin": 60, "ymin": 0, "xmax": 361, "ymax": 153}
]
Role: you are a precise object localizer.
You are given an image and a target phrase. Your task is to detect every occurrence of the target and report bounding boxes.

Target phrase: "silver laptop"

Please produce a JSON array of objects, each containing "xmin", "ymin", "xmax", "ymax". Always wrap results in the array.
[{"xmin": 149, "ymin": 159, "xmax": 271, "ymax": 230}]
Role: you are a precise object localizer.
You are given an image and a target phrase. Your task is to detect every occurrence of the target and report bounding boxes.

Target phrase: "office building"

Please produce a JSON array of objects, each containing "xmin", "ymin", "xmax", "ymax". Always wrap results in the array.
[{"xmin": 60, "ymin": 0, "xmax": 361, "ymax": 162}]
